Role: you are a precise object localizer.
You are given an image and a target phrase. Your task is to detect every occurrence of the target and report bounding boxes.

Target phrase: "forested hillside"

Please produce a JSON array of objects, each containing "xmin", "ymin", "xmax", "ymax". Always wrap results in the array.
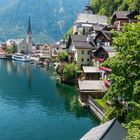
[
  {"xmin": 0, "ymin": 0, "xmax": 87, "ymax": 43},
  {"xmin": 91, "ymin": 0, "xmax": 140, "ymax": 16}
]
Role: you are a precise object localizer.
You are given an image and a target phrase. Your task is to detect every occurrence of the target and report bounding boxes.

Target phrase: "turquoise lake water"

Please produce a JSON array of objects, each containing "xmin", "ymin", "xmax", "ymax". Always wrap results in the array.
[{"xmin": 0, "ymin": 60, "xmax": 99, "ymax": 140}]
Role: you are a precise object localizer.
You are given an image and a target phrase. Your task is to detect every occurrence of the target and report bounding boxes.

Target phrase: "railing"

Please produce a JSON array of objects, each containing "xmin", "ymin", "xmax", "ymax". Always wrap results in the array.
[
  {"xmin": 88, "ymin": 96, "xmax": 104, "ymax": 112},
  {"xmin": 88, "ymin": 96, "xmax": 105, "ymax": 120}
]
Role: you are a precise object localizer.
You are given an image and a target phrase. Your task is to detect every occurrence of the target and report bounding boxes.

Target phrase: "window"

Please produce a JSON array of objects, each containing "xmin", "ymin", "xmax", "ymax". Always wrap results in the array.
[
  {"xmin": 81, "ymin": 50, "xmax": 84, "ymax": 54},
  {"xmin": 81, "ymin": 58, "xmax": 84, "ymax": 62},
  {"xmin": 87, "ymin": 58, "xmax": 90, "ymax": 62},
  {"xmin": 87, "ymin": 51, "xmax": 90, "ymax": 55}
]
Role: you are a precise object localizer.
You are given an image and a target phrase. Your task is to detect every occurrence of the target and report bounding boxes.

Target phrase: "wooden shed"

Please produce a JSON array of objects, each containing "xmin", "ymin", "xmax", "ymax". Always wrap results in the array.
[{"xmin": 78, "ymin": 80, "xmax": 107, "ymax": 105}]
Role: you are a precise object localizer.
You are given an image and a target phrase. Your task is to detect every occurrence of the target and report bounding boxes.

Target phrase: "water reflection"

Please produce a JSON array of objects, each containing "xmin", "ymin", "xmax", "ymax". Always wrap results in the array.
[
  {"xmin": 0, "ymin": 60, "xmax": 91, "ymax": 118},
  {"xmin": 0, "ymin": 60, "xmax": 32, "ymax": 90},
  {"xmin": 0, "ymin": 60, "xmax": 99, "ymax": 140},
  {"xmin": 56, "ymin": 82, "xmax": 88, "ymax": 117}
]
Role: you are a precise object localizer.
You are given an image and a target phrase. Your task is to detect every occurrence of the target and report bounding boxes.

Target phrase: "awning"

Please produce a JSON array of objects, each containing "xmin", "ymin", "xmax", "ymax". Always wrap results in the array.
[
  {"xmin": 98, "ymin": 58, "xmax": 105, "ymax": 62},
  {"xmin": 99, "ymin": 66, "xmax": 112, "ymax": 72}
]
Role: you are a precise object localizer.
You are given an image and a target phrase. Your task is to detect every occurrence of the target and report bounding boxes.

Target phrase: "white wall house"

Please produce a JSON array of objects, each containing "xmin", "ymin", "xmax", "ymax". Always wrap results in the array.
[
  {"xmin": 73, "ymin": 13, "xmax": 108, "ymax": 34},
  {"xmin": 68, "ymin": 35, "xmax": 96, "ymax": 67}
]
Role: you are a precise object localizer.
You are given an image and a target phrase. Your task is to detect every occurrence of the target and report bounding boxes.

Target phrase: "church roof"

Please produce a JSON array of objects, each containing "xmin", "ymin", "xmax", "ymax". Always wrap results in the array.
[{"xmin": 27, "ymin": 16, "xmax": 32, "ymax": 34}]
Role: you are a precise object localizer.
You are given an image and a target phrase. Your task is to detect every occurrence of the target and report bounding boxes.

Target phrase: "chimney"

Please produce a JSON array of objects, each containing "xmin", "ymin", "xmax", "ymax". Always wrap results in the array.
[{"xmin": 87, "ymin": 35, "xmax": 93, "ymax": 43}]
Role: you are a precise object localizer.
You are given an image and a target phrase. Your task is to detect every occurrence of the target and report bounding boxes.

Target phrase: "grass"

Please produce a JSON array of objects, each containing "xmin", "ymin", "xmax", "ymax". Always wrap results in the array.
[{"xmin": 95, "ymin": 99, "xmax": 106, "ymax": 108}]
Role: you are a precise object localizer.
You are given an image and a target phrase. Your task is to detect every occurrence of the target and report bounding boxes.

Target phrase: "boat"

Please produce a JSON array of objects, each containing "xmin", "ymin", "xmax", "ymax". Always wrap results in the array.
[
  {"xmin": 12, "ymin": 53, "xmax": 31, "ymax": 62},
  {"xmin": 0, "ymin": 55, "xmax": 7, "ymax": 59}
]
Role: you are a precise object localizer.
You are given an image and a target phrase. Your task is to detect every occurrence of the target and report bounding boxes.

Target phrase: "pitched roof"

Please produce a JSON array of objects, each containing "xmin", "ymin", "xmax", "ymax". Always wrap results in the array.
[
  {"xmin": 93, "ymin": 24, "xmax": 105, "ymax": 31},
  {"xmin": 95, "ymin": 30, "xmax": 112, "ymax": 41},
  {"xmin": 114, "ymin": 11, "xmax": 130, "ymax": 19},
  {"xmin": 111, "ymin": 10, "xmax": 140, "ymax": 24},
  {"xmin": 101, "ymin": 30, "xmax": 112, "ymax": 41},
  {"xmin": 80, "ymin": 118, "xmax": 127, "ymax": 140},
  {"xmin": 76, "ymin": 13, "xmax": 108, "ymax": 25},
  {"xmin": 83, "ymin": 66, "xmax": 102, "ymax": 73},
  {"xmin": 78, "ymin": 80, "xmax": 107, "ymax": 92},
  {"xmin": 93, "ymin": 46, "xmax": 107, "ymax": 56},
  {"xmin": 71, "ymin": 35, "xmax": 96, "ymax": 49}
]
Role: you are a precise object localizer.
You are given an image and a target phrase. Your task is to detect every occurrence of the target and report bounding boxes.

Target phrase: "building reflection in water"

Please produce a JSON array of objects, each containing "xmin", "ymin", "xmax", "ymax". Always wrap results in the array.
[{"xmin": 4, "ymin": 60, "xmax": 32, "ymax": 91}]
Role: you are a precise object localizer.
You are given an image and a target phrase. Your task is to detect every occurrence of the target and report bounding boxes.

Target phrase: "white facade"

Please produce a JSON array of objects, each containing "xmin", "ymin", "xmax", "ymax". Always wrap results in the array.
[
  {"xmin": 70, "ymin": 46, "xmax": 92, "ymax": 66},
  {"xmin": 27, "ymin": 32, "xmax": 32, "ymax": 54},
  {"xmin": 73, "ymin": 13, "xmax": 108, "ymax": 34}
]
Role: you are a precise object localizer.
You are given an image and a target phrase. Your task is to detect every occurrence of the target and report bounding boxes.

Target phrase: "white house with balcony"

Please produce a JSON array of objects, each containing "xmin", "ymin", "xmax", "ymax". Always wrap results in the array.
[{"xmin": 67, "ymin": 35, "xmax": 96, "ymax": 67}]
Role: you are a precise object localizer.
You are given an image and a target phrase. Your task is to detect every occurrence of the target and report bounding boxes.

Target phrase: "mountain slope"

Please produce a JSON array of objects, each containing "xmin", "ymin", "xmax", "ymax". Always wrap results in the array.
[
  {"xmin": 0, "ymin": 0, "xmax": 87, "ymax": 43},
  {"xmin": 90, "ymin": 0, "xmax": 140, "ymax": 17}
]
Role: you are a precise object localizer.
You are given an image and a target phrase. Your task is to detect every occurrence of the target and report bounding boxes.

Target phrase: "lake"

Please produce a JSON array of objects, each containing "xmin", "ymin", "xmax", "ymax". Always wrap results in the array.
[{"xmin": 0, "ymin": 60, "xmax": 99, "ymax": 140}]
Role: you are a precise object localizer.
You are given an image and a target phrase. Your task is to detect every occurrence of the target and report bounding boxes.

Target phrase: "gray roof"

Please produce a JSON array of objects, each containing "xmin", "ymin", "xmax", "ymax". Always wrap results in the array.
[
  {"xmin": 76, "ymin": 13, "xmax": 108, "ymax": 25},
  {"xmin": 80, "ymin": 118, "xmax": 127, "ymax": 140},
  {"xmin": 83, "ymin": 66, "xmax": 102, "ymax": 73},
  {"xmin": 78, "ymin": 80, "xmax": 107, "ymax": 92},
  {"xmin": 95, "ymin": 30, "xmax": 112, "ymax": 41},
  {"xmin": 111, "ymin": 10, "xmax": 140, "ymax": 24},
  {"xmin": 92, "ymin": 24, "xmax": 105, "ymax": 31},
  {"xmin": 101, "ymin": 30, "xmax": 112, "ymax": 41},
  {"xmin": 113, "ymin": 11, "xmax": 130, "ymax": 19},
  {"xmin": 71, "ymin": 35, "xmax": 96, "ymax": 49}
]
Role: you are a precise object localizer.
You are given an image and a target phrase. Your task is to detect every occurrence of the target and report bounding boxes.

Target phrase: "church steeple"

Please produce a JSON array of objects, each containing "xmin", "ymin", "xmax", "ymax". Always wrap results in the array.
[
  {"xmin": 27, "ymin": 16, "xmax": 32, "ymax": 34},
  {"xmin": 27, "ymin": 16, "xmax": 32, "ymax": 54}
]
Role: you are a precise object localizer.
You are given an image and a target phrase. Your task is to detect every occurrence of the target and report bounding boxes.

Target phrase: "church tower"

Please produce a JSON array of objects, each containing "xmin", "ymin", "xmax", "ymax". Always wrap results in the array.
[{"xmin": 27, "ymin": 16, "xmax": 32, "ymax": 54}]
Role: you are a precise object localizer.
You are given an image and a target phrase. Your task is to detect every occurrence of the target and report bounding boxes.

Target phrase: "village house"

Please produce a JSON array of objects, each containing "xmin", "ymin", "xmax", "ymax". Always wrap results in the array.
[
  {"xmin": 50, "ymin": 43, "xmax": 67, "ymax": 59},
  {"xmin": 0, "ymin": 47, "xmax": 5, "ymax": 56},
  {"xmin": 94, "ymin": 30, "xmax": 112, "ymax": 49},
  {"xmin": 111, "ymin": 10, "xmax": 139, "ymax": 31},
  {"xmin": 78, "ymin": 80, "xmax": 107, "ymax": 105},
  {"xmin": 92, "ymin": 30, "xmax": 116, "ymax": 65},
  {"xmin": 73, "ymin": 13, "xmax": 108, "ymax": 35},
  {"xmin": 5, "ymin": 39, "xmax": 28, "ymax": 54},
  {"xmin": 92, "ymin": 46, "xmax": 109, "ymax": 65},
  {"xmin": 67, "ymin": 35, "xmax": 96, "ymax": 67},
  {"xmin": 80, "ymin": 118, "xmax": 127, "ymax": 140},
  {"xmin": 32, "ymin": 44, "xmax": 51, "ymax": 58},
  {"xmin": 82, "ymin": 66, "xmax": 102, "ymax": 80}
]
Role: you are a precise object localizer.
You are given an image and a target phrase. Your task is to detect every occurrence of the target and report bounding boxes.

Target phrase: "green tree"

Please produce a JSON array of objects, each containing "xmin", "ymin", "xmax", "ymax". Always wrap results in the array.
[
  {"xmin": 57, "ymin": 51, "xmax": 69, "ymax": 62},
  {"xmin": 125, "ymin": 120, "xmax": 140, "ymax": 140},
  {"xmin": 64, "ymin": 27, "xmax": 73, "ymax": 41},
  {"xmin": 20, "ymin": 49, "xmax": 25, "ymax": 54},
  {"xmin": 102, "ymin": 20, "xmax": 140, "ymax": 138},
  {"xmin": 63, "ymin": 63, "xmax": 79, "ymax": 79},
  {"xmin": 90, "ymin": 0, "xmax": 139, "ymax": 17},
  {"xmin": 5, "ymin": 45, "xmax": 17, "ymax": 54}
]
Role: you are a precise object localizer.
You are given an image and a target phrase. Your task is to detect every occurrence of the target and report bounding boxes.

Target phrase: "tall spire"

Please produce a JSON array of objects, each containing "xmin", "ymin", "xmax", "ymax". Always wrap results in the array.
[
  {"xmin": 27, "ymin": 16, "xmax": 32, "ymax": 34},
  {"xmin": 27, "ymin": 16, "xmax": 32, "ymax": 54}
]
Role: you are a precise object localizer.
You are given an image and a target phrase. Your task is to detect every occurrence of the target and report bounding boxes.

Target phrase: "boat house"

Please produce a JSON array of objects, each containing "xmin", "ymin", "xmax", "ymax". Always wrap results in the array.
[
  {"xmin": 82, "ymin": 66, "xmax": 102, "ymax": 80},
  {"xmin": 78, "ymin": 80, "xmax": 107, "ymax": 105}
]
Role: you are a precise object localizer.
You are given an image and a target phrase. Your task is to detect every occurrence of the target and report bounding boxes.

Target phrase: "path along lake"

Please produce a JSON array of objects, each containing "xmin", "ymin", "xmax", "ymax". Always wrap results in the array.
[{"xmin": 0, "ymin": 60, "xmax": 99, "ymax": 140}]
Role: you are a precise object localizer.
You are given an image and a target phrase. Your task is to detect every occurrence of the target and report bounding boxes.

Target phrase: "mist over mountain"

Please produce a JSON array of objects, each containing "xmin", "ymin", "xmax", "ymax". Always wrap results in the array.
[{"xmin": 0, "ymin": 0, "xmax": 87, "ymax": 43}]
